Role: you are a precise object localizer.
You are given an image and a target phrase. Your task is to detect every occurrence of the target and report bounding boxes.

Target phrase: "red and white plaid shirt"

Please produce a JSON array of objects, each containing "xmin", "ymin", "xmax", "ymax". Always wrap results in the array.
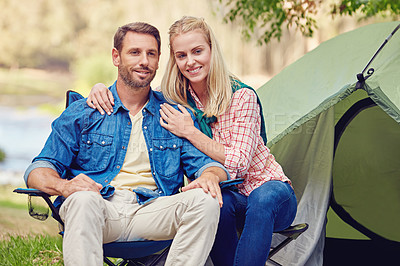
[{"xmin": 188, "ymin": 87, "xmax": 291, "ymax": 196}]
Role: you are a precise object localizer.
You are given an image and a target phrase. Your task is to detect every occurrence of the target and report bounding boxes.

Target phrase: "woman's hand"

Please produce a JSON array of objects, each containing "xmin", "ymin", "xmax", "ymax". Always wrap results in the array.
[
  {"xmin": 159, "ymin": 103, "xmax": 196, "ymax": 138},
  {"xmin": 87, "ymin": 83, "xmax": 115, "ymax": 115},
  {"xmin": 182, "ymin": 168, "xmax": 224, "ymax": 207}
]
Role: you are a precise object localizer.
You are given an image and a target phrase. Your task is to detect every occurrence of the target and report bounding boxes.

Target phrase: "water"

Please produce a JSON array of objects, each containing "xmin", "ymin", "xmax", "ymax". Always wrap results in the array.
[{"xmin": 0, "ymin": 106, "xmax": 55, "ymax": 185}]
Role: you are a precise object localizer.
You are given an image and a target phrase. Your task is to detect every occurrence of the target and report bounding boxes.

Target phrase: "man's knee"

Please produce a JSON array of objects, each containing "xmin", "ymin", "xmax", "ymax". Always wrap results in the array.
[
  {"xmin": 183, "ymin": 188, "xmax": 220, "ymax": 220},
  {"xmin": 61, "ymin": 191, "xmax": 104, "ymax": 220}
]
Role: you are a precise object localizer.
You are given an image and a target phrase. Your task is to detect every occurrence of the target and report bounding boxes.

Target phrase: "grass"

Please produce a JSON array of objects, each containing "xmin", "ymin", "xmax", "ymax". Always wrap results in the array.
[
  {"xmin": 0, "ymin": 185, "xmax": 62, "ymax": 264},
  {"xmin": 0, "ymin": 234, "xmax": 63, "ymax": 266},
  {"xmin": 0, "ymin": 185, "xmax": 120, "ymax": 265}
]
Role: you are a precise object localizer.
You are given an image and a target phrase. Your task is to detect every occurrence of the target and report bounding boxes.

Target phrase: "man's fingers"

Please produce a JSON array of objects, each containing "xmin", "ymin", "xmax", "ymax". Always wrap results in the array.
[
  {"xmin": 87, "ymin": 98, "xmax": 95, "ymax": 108},
  {"xmin": 96, "ymin": 182, "xmax": 103, "ymax": 191}
]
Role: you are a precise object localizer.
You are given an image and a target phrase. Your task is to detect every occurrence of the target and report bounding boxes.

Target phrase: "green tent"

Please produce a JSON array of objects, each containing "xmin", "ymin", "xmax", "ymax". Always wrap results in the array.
[{"xmin": 257, "ymin": 22, "xmax": 400, "ymax": 265}]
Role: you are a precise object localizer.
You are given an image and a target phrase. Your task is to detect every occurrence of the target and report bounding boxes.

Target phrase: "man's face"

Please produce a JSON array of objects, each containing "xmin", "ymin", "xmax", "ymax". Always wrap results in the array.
[{"xmin": 113, "ymin": 32, "xmax": 160, "ymax": 89}]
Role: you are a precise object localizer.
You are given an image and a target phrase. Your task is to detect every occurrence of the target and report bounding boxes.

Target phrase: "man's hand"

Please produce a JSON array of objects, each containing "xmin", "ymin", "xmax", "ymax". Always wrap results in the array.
[
  {"xmin": 182, "ymin": 167, "xmax": 226, "ymax": 207},
  {"xmin": 27, "ymin": 168, "xmax": 103, "ymax": 198},
  {"xmin": 60, "ymin": 174, "xmax": 103, "ymax": 198}
]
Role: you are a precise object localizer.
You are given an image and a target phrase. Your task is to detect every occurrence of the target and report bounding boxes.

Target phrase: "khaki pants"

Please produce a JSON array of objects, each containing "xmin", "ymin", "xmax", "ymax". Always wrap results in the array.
[{"xmin": 59, "ymin": 188, "xmax": 220, "ymax": 266}]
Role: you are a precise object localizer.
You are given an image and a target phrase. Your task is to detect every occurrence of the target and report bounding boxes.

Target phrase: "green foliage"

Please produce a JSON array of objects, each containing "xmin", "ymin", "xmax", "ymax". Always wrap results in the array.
[
  {"xmin": 0, "ymin": 0, "xmax": 125, "ymax": 70},
  {"xmin": 71, "ymin": 54, "xmax": 117, "ymax": 95},
  {"xmin": 0, "ymin": 147, "xmax": 5, "ymax": 162},
  {"xmin": 0, "ymin": 235, "xmax": 63, "ymax": 265},
  {"xmin": 219, "ymin": 0, "xmax": 400, "ymax": 45},
  {"xmin": 332, "ymin": 0, "xmax": 400, "ymax": 18}
]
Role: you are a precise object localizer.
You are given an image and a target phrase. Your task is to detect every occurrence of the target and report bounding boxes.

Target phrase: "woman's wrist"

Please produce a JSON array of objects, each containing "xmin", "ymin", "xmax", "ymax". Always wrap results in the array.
[{"xmin": 183, "ymin": 125, "xmax": 200, "ymax": 141}]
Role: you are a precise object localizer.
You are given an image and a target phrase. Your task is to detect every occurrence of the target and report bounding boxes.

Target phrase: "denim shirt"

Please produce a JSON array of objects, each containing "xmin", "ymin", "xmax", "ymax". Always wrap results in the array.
[{"xmin": 24, "ymin": 81, "xmax": 228, "ymax": 207}]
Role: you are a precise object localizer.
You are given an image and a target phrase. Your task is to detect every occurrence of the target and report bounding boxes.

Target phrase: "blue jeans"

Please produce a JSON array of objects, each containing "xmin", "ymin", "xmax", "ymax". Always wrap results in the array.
[{"xmin": 210, "ymin": 180, "xmax": 297, "ymax": 266}]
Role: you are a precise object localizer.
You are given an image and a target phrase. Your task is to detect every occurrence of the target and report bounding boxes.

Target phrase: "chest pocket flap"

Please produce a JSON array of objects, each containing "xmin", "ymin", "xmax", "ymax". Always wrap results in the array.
[
  {"xmin": 152, "ymin": 138, "xmax": 182, "ymax": 177},
  {"xmin": 78, "ymin": 133, "xmax": 113, "ymax": 170}
]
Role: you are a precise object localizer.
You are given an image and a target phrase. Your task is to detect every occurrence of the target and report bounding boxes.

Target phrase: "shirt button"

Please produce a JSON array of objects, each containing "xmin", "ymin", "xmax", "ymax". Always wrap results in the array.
[
  {"xmin": 160, "ymin": 145, "xmax": 163, "ymax": 149},
  {"xmin": 150, "ymin": 148, "xmax": 153, "ymax": 152},
  {"xmin": 159, "ymin": 191, "xmax": 162, "ymax": 194},
  {"xmin": 101, "ymin": 141, "xmax": 105, "ymax": 145},
  {"xmin": 153, "ymin": 172, "xmax": 156, "ymax": 175},
  {"xmin": 173, "ymin": 144, "xmax": 176, "ymax": 148},
  {"xmin": 117, "ymin": 165, "xmax": 120, "ymax": 169},
  {"xmin": 128, "ymin": 122, "xmax": 131, "ymax": 125},
  {"xmin": 144, "ymin": 126, "xmax": 147, "ymax": 130},
  {"xmin": 122, "ymin": 146, "xmax": 126, "ymax": 149},
  {"xmin": 87, "ymin": 140, "xmax": 90, "ymax": 144}
]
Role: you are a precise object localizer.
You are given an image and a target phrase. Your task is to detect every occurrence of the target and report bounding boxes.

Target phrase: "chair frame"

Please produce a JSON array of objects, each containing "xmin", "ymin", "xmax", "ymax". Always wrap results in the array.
[
  {"xmin": 267, "ymin": 223, "xmax": 309, "ymax": 266},
  {"xmin": 14, "ymin": 179, "xmax": 246, "ymax": 266}
]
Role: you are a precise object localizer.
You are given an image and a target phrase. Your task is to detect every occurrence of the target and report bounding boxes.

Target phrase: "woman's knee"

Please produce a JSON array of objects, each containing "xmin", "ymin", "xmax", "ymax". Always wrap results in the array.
[{"xmin": 248, "ymin": 181, "xmax": 294, "ymax": 206}]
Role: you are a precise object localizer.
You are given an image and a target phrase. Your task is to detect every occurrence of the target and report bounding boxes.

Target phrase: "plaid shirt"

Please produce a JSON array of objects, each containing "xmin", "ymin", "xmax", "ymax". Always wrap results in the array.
[{"xmin": 188, "ymin": 87, "xmax": 291, "ymax": 196}]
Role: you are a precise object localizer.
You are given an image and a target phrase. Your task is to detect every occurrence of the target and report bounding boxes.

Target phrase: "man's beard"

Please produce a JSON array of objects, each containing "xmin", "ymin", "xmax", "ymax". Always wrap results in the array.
[{"xmin": 119, "ymin": 64, "xmax": 156, "ymax": 89}]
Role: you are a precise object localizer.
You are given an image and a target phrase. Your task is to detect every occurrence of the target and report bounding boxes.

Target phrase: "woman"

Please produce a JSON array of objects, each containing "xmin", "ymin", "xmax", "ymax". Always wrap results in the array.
[{"xmin": 88, "ymin": 16, "xmax": 297, "ymax": 266}]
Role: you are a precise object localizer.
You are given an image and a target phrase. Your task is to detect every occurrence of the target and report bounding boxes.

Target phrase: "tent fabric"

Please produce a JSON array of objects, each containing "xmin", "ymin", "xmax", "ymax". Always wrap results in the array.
[
  {"xmin": 257, "ymin": 22, "xmax": 400, "ymax": 265},
  {"xmin": 258, "ymin": 22, "xmax": 400, "ymax": 146},
  {"xmin": 267, "ymin": 109, "xmax": 334, "ymax": 266}
]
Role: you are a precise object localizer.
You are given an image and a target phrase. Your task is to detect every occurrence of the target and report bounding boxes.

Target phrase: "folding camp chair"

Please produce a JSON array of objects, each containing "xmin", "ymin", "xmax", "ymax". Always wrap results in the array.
[
  {"xmin": 267, "ymin": 223, "xmax": 309, "ymax": 265},
  {"xmin": 13, "ymin": 188, "xmax": 172, "ymax": 266},
  {"xmin": 14, "ymin": 180, "xmax": 244, "ymax": 265}
]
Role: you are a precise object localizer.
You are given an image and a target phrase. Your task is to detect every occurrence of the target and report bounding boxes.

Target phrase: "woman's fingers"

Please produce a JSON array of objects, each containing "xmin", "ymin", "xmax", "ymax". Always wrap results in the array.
[
  {"xmin": 182, "ymin": 177, "xmax": 223, "ymax": 207},
  {"xmin": 87, "ymin": 84, "xmax": 115, "ymax": 115}
]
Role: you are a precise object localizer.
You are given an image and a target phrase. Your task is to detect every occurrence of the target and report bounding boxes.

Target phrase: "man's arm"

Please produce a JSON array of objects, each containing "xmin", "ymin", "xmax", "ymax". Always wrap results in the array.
[
  {"xmin": 27, "ymin": 166, "xmax": 102, "ymax": 198},
  {"xmin": 182, "ymin": 165, "xmax": 227, "ymax": 207}
]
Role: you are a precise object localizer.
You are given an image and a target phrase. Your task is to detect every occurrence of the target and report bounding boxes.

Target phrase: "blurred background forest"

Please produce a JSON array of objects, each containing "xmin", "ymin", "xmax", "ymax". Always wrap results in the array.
[
  {"xmin": 1, "ymin": 0, "xmax": 397, "ymax": 109},
  {"xmin": 0, "ymin": 0, "xmax": 398, "ymax": 183}
]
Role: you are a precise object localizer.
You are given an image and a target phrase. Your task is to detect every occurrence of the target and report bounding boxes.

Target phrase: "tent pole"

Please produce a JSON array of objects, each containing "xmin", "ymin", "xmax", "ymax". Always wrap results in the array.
[{"xmin": 361, "ymin": 23, "xmax": 400, "ymax": 75}]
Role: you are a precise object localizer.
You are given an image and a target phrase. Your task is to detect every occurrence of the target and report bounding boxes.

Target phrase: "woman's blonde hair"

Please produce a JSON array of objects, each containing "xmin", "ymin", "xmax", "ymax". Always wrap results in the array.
[{"xmin": 161, "ymin": 16, "xmax": 233, "ymax": 117}]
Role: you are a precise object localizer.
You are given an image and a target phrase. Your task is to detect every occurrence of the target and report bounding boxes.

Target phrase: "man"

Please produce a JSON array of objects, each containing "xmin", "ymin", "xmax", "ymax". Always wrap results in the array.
[{"xmin": 24, "ymin": 22, "xmax": 228, "ymax": 266}]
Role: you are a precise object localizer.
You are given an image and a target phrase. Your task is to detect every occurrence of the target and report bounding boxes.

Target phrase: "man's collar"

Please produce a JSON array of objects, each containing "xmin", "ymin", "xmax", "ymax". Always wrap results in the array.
[
  {"xmin": 144, "ymin": 89, "xmax": 158, "ymax": 116},
  {"xmin": 109, "ymin": 81, "xmax": 127, "ymax": 113},
  {"xmin": 109, "ymin": 81, "xmax": 158, "ymax": 115}
]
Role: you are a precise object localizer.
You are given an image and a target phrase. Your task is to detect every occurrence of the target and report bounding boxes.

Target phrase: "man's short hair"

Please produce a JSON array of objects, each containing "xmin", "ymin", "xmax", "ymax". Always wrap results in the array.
[{"xmin": 114, "ymin": 22, "xmax": 161, "ymax": 53}]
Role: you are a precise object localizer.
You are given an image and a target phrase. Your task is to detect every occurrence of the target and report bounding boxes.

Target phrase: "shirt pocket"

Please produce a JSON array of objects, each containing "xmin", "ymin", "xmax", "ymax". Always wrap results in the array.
[
  {"xmin": 78, "ymin": 133, "xmax": 113, "ymax": 171},
  {"xmin": 152, "ymin": 138, "xmax": 182, "ymax": 177}
]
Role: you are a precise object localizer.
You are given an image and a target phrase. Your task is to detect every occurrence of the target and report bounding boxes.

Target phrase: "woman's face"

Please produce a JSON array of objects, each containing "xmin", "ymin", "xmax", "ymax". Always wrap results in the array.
[{"xmin": 171, "ymin": 29, "xmax": 211, "ymax": 89}]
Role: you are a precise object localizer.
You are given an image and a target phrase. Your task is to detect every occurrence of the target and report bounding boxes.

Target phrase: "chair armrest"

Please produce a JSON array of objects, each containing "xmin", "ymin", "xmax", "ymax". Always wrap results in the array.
[
  {"xmin": 13, "ymin": 188, "xmax": 51, "ymax": 197},
  {"xmin": 277, "ymin": 223, "xmax": 309, "ymax": 239},
  {"xmin": 13, "ymin": 188, "xmax": 64, "ymax": 226},
  {"xmin": 219, "ymin": 178, "xmax": 244, "ymax": 189}
]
